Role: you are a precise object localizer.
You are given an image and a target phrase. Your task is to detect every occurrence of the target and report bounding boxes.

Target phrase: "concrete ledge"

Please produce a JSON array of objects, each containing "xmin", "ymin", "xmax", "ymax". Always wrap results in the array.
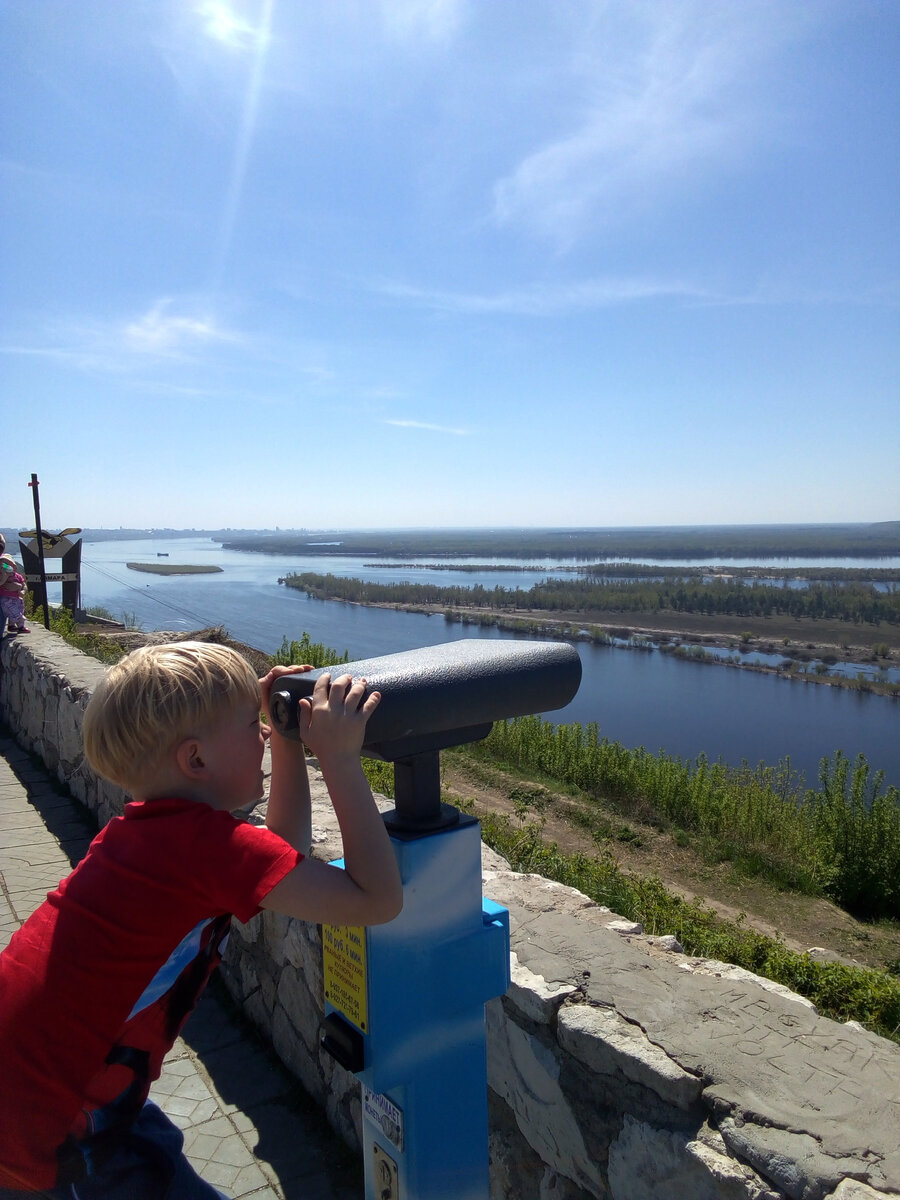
[{"xmin": 3, "ymin": 627, "xmax": 898, "ymax": 1200}]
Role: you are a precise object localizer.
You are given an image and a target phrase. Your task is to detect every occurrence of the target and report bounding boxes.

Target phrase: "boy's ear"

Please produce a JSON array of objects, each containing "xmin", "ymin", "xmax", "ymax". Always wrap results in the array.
[{"xmin": 174, "ymin": 737, "xmax": 206, "ymax": 778}]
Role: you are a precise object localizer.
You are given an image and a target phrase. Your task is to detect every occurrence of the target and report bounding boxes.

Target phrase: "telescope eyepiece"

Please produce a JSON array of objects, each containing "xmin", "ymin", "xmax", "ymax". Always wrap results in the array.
[{"xmin": 270, "ymin": 689, "xmax": 298, "ymax": 733}]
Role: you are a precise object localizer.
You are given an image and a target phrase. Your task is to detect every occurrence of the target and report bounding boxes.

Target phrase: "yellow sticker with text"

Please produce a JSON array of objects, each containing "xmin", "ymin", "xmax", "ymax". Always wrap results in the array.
[{"xmin": 322, "ymin": 924, "xmax": 368, "ymax": 1032}]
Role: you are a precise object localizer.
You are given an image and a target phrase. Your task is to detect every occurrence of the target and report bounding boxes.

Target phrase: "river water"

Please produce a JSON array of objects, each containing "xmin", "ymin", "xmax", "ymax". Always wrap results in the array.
[{"xmin": 51, "ymin": 537, "xmax": 900, "ymax": 790}]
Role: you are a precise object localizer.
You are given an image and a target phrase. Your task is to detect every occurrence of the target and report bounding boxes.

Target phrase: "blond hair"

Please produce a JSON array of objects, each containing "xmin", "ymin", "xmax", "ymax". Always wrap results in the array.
[{"xmin": 83, "ymin": 641, "xmax": 260, "ymax": 791}]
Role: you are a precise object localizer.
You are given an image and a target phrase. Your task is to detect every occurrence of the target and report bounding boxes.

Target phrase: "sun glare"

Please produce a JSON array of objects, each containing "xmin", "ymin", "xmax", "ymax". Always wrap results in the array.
[{"xmin": 197, "ymin": 1, "xmax": 264, "ymax": 49}]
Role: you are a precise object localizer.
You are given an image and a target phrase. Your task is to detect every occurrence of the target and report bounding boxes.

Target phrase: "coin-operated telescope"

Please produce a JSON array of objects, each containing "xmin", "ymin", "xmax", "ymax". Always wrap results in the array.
[{"xmin": 270, "ymin": 639, "xmax": 582, "ymax": 1200}]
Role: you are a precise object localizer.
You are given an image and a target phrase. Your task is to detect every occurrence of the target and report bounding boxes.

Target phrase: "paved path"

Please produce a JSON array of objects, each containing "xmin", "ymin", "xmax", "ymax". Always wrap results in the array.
[{"xmin": 0, "ymin": 726, "xmax": 361, "ymax": 1199}]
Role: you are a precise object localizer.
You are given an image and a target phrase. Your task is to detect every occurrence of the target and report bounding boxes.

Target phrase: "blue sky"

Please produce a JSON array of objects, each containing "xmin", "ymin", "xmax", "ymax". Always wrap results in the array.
[{"xmin": 1, "ymin": 0, "xmax": 897, "ymax": 531}]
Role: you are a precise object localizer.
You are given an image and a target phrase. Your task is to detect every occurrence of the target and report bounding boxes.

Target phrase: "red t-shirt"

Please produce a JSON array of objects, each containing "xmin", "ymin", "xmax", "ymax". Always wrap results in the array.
[{"xmin": 0, "ymin": 798, "xmax": 301, "ymax": 1190}]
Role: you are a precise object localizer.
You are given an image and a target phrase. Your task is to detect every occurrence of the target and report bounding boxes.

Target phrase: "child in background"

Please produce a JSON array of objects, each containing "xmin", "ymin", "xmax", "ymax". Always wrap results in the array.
[
  {"xmin": 0, "ymin": 551, "xmax": 29, "ymax": 634},
  {"xmin": 0, "ymin": 641, "xmax": 403, "ymax": 1197}
]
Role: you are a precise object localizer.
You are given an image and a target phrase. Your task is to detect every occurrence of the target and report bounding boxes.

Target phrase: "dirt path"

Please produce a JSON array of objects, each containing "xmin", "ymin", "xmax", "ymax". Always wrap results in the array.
[{"xmin": 442, "ymin": 756, "xmax": 900, "ymax": 973}]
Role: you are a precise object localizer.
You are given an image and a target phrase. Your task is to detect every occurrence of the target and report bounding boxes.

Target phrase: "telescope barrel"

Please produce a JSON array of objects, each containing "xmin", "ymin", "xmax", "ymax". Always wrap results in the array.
[{"xmin": 269, "ymin": 639, "xmax": 581, "ymax": 759}]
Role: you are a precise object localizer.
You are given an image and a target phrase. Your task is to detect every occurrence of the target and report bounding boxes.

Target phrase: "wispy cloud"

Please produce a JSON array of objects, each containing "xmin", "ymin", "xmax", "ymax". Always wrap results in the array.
[
  {"xmin": 123, "ymin": 299, "xmax": 240, "ymax": 355},
  {"xmin": 375, "ymin": 276, "xmax": 713, "ymax": 315},
  {"xmin": 0, "ymin": 298, "xmax": 242, "ymax": 373},
  {"xmin": 492, "ymin": 3, "xmax": 806, "ymax": 246},
  {"xmin": 374, "ymin": 270, "xmax": 898, "ymax": 315},
  {"xmin": 385, "ymin": 418, "xmax": 470, "ymax": 435}
]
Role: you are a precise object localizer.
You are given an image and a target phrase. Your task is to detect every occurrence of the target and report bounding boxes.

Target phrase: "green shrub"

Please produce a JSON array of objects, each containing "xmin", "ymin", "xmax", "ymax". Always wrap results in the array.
[
  {"xmin": 472, "ymin": 716, "xmax": 900, "ymax": 920},
  {"xmin": 361, "ymin": 758, "xmax": 396, "ymax": 798},
  {"xmin": 808, "ymin": 753, "xmax": 900, "ymax": 918},
  {"xmin": 272, "ymin": 632, "xmax": 349, "ymax": 669}
]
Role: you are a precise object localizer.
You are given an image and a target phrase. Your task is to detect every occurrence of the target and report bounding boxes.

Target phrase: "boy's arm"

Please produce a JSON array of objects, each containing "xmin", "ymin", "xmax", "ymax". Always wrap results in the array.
[
  {"xmin": 261, "ymin": 673, "xmax": 403, "ymax": 927},
  {"xmin": 260, "ymin": 665, "xmax": 314, "ymax": 855}
]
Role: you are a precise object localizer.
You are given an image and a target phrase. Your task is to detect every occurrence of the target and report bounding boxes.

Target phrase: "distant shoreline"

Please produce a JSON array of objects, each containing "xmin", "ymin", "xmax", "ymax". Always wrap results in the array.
[
  {"xmin": 285, "ymin": 589, "xmax": 900, "ymax": 698},
  {"xmin": 218, "ymin": 521, "xmax": 900, "ymax": 561}
]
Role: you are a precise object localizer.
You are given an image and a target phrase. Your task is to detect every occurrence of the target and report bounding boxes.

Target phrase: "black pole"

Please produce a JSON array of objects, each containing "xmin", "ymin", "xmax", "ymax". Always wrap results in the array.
[{"xmin": 28, "ymin": 473, "xmax": 50, "ymax": 630}]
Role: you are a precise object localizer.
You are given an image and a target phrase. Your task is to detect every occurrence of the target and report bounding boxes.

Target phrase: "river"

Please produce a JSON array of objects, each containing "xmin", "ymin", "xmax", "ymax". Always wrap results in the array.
[{"xmin": 47, "ymin": 537, "xmax": 900, "ymax": 790}]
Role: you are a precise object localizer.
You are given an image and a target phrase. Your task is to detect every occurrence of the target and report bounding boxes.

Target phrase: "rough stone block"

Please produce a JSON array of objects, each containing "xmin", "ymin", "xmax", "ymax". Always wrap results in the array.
[
  {"xmin": 239, "ymin": 955, "xmax": 260, "ymax": 999},
  {"xmin": 283, "ymin": 920, "xmax": 324, "ymax": 1003},
  {"xmin": 716, "ymin": 1115, "xmax": 879, "ymax": 1200},
  {"xmin": 56, "ymin": 703, "xmax": 85, "ymax": 773},
  {"xmin": 825, "ymin": 1182, "xmax": 899, "ymax": 1200},
  {"xmin": 605, "ymin": 919, "xmax": 644, "ymax": 936},
  {"xmin": 275, "ymin": 963, "xmax": 321, "ymax": 1057},
  {"xmin": 487, "ymin": 997, "xmax": 605, "ymax": 1196},
  {"xmin": 261, "ymin": 908, "xmax": 291, "ymax": 962},
  {"xmin": 505, "ymin": 951, "xmax": 578, "ymax": 1024},
  {"xmin": 241, "ymin": 985, "xmax": 270, "ymax": 1035},
  {"xmin": 678, "ymin": 958, "xmax": 817, "ymax": 1011},
  {"xmin": 558, "ymin": 1002, "xmax": 702, "ymax": 1112},
  {"xmin": 324, "ymin": 1068, "xmax": 362, "ymax": 1156},
  {"xmin": 271, "ymin": 1003, "xmax": 325, "ymax": 1108},
  {"xmin": 259, "ymin": 967, "xmax": 278, "ymax": 1018},
  {"xmin": 608, "ymin": 1116, "xmax": 784, "ymax": 1200}
]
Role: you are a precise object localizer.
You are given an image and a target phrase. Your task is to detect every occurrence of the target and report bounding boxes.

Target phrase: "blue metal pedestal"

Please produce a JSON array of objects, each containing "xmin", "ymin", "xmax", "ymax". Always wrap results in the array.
[
  {"xmin": 323, "ymin": 816, "xmax": 510, "ymax": 1200},
  {"xmin": 270, "ymin": 640, "xmax": 581, "ymax": 1199}
]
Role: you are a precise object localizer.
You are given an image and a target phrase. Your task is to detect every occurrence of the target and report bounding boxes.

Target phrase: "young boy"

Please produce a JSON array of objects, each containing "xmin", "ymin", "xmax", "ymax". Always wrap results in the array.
[{"xmin": 0, "ymin": 642, "xmax": 403, "ymax": 1197}]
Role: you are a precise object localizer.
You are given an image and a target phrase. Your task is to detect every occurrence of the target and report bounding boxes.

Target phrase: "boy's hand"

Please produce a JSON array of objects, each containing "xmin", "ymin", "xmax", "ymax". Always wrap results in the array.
[
  {"xmin": 297, "ymin": 673, "xmax": 380, "ymax": 761},
  {"xmin": 259, "ymin": 663, "xmax": 314, "ymax": 727}
]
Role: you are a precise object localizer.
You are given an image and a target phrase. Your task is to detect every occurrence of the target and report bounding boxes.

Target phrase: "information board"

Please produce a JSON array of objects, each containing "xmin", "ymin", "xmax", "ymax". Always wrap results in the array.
[{"xmin": 322, "ymin": 923, "xmax": 368, "ymax": 1032}]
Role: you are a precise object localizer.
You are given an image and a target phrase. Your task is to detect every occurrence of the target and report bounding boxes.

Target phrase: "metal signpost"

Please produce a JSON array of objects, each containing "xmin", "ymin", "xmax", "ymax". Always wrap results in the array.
[
  {"xmin": 18, "ymin": 530, "xmax": 83, "ymax": 615},
  {"xmin": 270, "ymin": 639, "xmax": 582, "ymax": 1200},
  {"xmin": 19, "ymin": 476, "xmax": 82, "ymax": 623}
]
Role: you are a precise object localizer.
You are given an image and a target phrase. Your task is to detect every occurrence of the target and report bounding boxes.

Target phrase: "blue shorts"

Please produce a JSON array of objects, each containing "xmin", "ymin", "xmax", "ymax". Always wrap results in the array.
[{"xmin": 0, "ymin": 1101, "xmax": 229, "ymax": 1199}]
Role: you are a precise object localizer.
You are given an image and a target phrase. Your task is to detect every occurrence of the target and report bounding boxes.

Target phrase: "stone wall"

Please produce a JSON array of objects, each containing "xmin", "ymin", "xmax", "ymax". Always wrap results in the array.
[{"xmin": 2, "ymin": 627, "xmax": 898, "ymax": 1200}]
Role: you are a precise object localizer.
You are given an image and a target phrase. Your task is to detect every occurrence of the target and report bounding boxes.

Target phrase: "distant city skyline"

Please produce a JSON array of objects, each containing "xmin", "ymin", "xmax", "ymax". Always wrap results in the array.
[{"xmin": 2, "ymin": 1, "xmax": 897, "ymax": 531}]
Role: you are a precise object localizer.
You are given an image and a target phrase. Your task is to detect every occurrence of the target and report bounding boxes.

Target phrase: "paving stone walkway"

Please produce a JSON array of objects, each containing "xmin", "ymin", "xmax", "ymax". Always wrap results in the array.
[{"xmin": 0, "ymin": 726, "xmax": 362, "ymax": 1199}]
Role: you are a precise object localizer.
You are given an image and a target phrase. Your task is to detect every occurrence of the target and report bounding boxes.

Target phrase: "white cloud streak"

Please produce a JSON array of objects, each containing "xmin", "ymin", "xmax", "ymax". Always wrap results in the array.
[
  {"xmin": 0, "ymin": 299, "xmax": 242, "ymax": 374},
  {"xmin": 375, "ymin": 272, "xmax": 897, "ymax": 316},
  {"xmin": 492, "ymin": 3, "xmax": 804, "ymax": 245},
  {"xmin": 376, "ymin": 276, "xmax": 713, "ymax": 315},
  {"xmin": 123, "ymin": 299, "xmax": 240, "ymax": 354},
  {"xmin": 385, "ymin": 418, "xmax": 470, "ymax": 435}
]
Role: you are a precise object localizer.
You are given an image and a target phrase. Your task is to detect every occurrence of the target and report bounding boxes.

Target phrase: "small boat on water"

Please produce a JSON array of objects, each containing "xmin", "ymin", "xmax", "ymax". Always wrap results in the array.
[{"xmin": 157, "ymin": 552, "xmax": 169, "ymax": 556}]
